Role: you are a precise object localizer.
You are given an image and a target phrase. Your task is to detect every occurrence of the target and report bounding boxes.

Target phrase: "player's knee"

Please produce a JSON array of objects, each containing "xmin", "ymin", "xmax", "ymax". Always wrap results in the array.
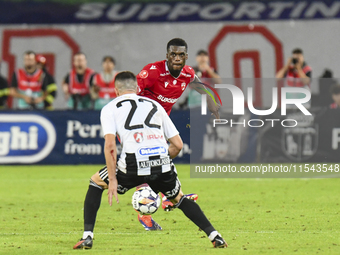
[
  {"xmin": 170, "ymin": 190, "xmax": 184, "ymax": 205},
  {"xmin": 91, "ymin": 172, "xmax": 108, "ymax": 189}
]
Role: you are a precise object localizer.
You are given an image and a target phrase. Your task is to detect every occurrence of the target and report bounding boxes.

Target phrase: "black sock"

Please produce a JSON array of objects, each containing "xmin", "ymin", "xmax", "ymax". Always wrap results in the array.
[
  {"xmin": 177, "ymin": 197, "xmax": 216, "ymax": 236},
  {"xmin": 84, "ymin": 185, "xmax": 104, "ymax": 232}
]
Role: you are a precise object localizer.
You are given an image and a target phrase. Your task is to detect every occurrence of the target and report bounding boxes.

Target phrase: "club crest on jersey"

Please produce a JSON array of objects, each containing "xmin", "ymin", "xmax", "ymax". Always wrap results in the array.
[
  {"xmin": 133, "ymin": 132, "xmax": 143, "ymax": 143},
  {"xmin": 181, "ymin": 82, "xmax": 186, "ymax": 91},
  {"xmin": 139, "ymin": 70, "xmax": 148, "ymax": 79}
]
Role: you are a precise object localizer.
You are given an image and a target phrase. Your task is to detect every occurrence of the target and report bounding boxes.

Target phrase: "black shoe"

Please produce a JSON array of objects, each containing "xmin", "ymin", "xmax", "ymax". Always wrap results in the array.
[
  {"xmin": 212, "ymin": 235, "xmax": 227, "ymax": 248},
  {"xmin": 73, "ymin": 236, "xmax": 93, "ymax": 249}
]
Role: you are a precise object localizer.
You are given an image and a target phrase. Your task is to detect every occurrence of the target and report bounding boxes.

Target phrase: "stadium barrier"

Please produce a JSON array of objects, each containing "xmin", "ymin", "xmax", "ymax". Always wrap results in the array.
[
  {"xmin": 1, "ymin": 108, "xmax": 340, "ymax": 165},
  {"xmin": 0, "ymin": 110, "xmax": 190, "ymax": 164}
]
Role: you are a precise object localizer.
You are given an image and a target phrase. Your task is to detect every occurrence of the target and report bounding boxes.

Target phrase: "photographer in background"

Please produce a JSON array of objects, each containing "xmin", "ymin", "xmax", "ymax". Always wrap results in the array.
[
  {"xmin": 36, "ymin": 55, "xmax": 57, "ymax": 110},
  {"xmin": 10, "ymin": 51, "xmax": 49, "ymax": 110},
  {"xmin": 276, "ymin": 48, "xmax": 312, "ymax": 87},
  {"xmin": 62, "ymin": 52, "xmax": 94, "ymax": 110}
]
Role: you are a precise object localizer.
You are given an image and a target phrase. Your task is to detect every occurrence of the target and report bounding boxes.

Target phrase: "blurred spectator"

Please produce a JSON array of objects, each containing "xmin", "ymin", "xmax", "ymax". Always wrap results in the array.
[
  {"xmin": 0, "ymin": 72, "xmax": 9, "ymax": 109},
  {"xmin": 62, "ymin": 52, "xmax": 94, "ymax": 110},
  {"xmin": 330, "ymin": 84, "xmax": 340, "ymax": 109},
  {"xmin": 187, "ymin": 50, "xmax": 221, "ymax": 108},
  {"xmin": 10, "ymin": 51, "xmax": 49, "ymax": 109},
  {"xmin": 276, "ymin": 48, "xmax": 312, "ymax": 87},
  {"xmin": 36, "ymin": 55, "xmax": 57, "ymax": 110},
  {"xmin": 90, "ymin": 56, "xmax": 118, "ymax": 110}
]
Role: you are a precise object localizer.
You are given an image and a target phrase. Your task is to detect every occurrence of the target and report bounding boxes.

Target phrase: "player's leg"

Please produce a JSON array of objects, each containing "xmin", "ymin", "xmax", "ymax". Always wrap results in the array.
[
  {"xmin": 73, "ymin": 166, "xmax": 108, "ymax": 249},
  {"xmin": 149, "ymin": 165, "xmax": 227, "ymax": 248},
  {"xmin": 161, "ymin": 192, "xmax": 198, "ymax": 211},
  {"xmin": 171, "ymin": 190, "xmax": 227, "ymax": 248}
]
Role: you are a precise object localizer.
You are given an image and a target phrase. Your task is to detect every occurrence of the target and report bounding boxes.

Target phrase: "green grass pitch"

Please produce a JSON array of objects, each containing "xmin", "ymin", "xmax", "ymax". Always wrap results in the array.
[{"xmin": 1, "ymin": 164, "xmax": 339, "ymax": 255}]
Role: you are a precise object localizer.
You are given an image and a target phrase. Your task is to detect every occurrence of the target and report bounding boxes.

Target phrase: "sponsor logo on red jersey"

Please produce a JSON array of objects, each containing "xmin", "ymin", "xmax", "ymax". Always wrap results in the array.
[{"xmin": 157, "ymin": 95, "xmax": 178, "ymax": 104}]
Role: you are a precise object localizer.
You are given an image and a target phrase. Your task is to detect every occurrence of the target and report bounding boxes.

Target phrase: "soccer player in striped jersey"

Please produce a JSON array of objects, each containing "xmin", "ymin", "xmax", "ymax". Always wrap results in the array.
[{"xmin": 73, "ymin": 71, "xmax": 227, "ymax": 249}]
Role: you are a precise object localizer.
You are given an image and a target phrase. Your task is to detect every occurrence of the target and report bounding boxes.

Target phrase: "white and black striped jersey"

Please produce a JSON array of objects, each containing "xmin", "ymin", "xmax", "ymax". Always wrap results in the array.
[{"xmin": 100, "ymin": 93, "xmax": 179, "ymax": 176}]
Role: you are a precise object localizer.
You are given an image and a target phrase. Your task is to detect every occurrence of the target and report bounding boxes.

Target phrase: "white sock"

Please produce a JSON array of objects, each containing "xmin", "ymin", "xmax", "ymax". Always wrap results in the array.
[
  {"xmin": 83, "ymin": 231, "xmax": 93, "ymax": 239},
  {"xmin": 208, "ymin": 231, "xmax": 219, "ymax": 241}
]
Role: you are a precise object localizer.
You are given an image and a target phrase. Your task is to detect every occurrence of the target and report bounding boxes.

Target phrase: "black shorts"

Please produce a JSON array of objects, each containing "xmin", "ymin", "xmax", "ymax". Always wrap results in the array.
[{"xmin": 97, "ymin": 164, "xmax": 181, "ymax": 200}]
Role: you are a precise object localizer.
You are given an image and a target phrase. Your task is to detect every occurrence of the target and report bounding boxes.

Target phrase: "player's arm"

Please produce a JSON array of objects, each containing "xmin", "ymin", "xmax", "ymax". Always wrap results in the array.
[
  {"xmin": 104, "ymin": 134, "xmax": 119, "ymax": 206},
  {"xmin": 189, "ymin": 75, "xmax": 220, "ymax": 119},
  {"xmin": 136, "ymin": 65, "xmax": 158, "ymax": 94},
  {"xmin": 101, "ymin": 106, "xmax": 119, "ymax": 206},
  {"xmin": 160, "ymin": 104, "xmax": 183, "ymax": 158},
  {"xmin": 168, "ymin": 135, "xmax": 183, "ymax": 159}
]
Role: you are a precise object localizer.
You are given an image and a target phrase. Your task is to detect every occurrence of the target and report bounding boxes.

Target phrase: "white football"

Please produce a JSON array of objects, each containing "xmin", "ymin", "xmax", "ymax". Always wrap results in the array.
[{"xmin": 132, "ymin": 186, "xmax": 161, "ymax": 215}]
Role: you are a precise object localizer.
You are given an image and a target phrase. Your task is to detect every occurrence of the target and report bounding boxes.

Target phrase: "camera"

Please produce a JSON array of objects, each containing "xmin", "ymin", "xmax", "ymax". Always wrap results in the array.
[{"xmin": 292, "ymin": 58, "xmax": 298, "ymax": 64}]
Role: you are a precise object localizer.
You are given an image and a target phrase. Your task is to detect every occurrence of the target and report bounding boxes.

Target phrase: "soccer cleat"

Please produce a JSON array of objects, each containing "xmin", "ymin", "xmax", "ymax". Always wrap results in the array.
[
  {"xmin": 185, "ymin": 193, "xmax": 198, "ymax": 202},
  {"xmin": 212, "ymin": 235, "xmax": 228, "ymax": 248},
  {"xmin": 162, "ymin": 198, "xmax": 174, "ymax": 211},
  {"xmin": 73, "ymin": 235, "xmax": 93, "ymax": 249},
  {"xmin": 138, "ymin": 214, "xmax": 162, "ymax": 231},
  {"xmin": 162, "ymin": 193, "xmax": 199, "ymax": 211}
]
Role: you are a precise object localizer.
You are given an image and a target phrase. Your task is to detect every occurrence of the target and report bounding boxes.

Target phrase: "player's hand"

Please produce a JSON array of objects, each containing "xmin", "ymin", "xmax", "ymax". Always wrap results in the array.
[
  {"xmin": 108, "ymin": 178, "xmax": 119, "ymax": 206},
  {"xmin": 207, "ymin": 97, "xmax": 220, "ymax": 119}
]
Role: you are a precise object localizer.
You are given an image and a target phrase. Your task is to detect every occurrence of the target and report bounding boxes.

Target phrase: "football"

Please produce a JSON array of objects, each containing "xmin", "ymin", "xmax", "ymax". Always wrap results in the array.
[{"xmin": 132, "ymin": 186, "xmax": 161, "ymax": 215}]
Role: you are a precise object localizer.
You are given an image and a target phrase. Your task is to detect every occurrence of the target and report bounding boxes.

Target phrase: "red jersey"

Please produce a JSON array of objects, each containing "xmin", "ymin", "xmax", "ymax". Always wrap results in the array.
[
  {"xmin": 17, "ymin": 68, "xmax": 43, "ymax": 92},
  {"xmin": 137, "ymin": 60, "xmax": 195, "ymax": 115},
  {"xmin": 94, "ymin": 73, "xmax": 117, "ymax": 99},
  {"xmin": 69, "ymin": 68, "xmax": 94, "ymax": 96}
]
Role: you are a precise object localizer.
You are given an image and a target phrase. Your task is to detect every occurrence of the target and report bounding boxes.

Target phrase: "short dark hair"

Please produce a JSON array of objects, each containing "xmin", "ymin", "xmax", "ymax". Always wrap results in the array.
[
  {"xmin": 74, "ymin": 52, "xmax": 86, "ymax": 58},
  {"xmin": 115, "ymin": 71, "xmax": 136, "ymax": 83},
  {"xmin": 102, "ymin": 56, "xmax": 115, "ymax": 65},
  {"xmin": 167, "ymin": 38, "xmax": 188, "ymax": 52},
  {"xmin": 331, "ymin": 84, "xmax": 340, "ymax": 95},
  {"xmin": 292, "ymin": 48, "xmax": 303, "ymax": 55},
  {"xmin": 24, "ymin": 50, "xmax": 36, "ymax": 57},
  {"xmin": 196, "ymin": 49, "xmax": 208, "ymax": 56}
]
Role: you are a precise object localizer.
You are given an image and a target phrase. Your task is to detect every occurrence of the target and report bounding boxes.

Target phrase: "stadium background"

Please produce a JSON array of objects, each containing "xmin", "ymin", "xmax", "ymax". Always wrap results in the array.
[{"xmin": 1, "ymin": 0, "xmax": 340, "ymax": 164}]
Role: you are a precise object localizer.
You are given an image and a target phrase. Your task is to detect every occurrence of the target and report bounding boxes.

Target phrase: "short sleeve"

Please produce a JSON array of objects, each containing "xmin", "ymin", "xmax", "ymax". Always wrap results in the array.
[
  {"xmin": 137, "ymin": 64, "xmax": 159, "ymax": 95},
  {"xmin": 100, "ymin": 105, "xmax": 116, "ymax": 137},
  {"xmin": 159, "ymin": 104, "xmax": 179, "ymax": 139}
]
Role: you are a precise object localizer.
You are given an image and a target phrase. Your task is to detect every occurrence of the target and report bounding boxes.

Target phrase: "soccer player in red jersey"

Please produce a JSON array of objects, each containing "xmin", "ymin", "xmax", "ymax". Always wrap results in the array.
[
  {"xmin": 137, "ymin": 38, "xmax": 219, "ymax": 117},
  {"xmin": 136, "ymin": 38, "xmax": 220, "ymax": 230}
]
